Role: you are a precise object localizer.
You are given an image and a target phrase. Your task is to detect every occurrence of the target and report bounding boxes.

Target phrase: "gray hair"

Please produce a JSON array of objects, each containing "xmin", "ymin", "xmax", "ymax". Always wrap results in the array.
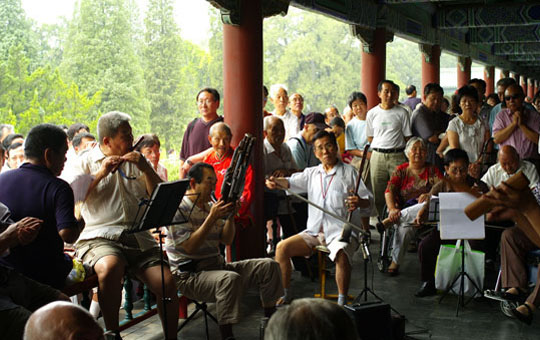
[
  {"xmin": 209, "ymin": 122, "xmax": 232, "ymax": 137},
  {"xmin": 404, "ymin": 136, "xmax": 426, "ymax": 159},
  {"xmin": 263, "ymin": 115, "xmax": 284, "ymax": 131},
  {"xmin": 97, "ymin": 111, "xmax": 131, "ymax": 144},
  {"xmin": 269, "ymin": 84, "xmax": 288, "ymax": 100},
  {"xmin": 265, "ymin": 298, "xmax": 359, "ymax": 340}
]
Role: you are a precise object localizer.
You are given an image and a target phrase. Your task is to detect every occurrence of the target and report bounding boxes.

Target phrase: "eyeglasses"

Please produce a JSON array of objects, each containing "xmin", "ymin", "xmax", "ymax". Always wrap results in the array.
[{"xmin": 505, "ymin": 94, "xmax": 522, "ymax": 101}]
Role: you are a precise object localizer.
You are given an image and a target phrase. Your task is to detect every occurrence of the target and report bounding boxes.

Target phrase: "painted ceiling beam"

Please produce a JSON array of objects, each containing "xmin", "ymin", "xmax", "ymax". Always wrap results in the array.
[
  {"xmin": 438, "ymin": 4, "xmax": 540, "ymax": 28},
  {"xmin": 494, "ymin": 42, "xmax": 540, "ymax": 55},
  {"xmin": 469, "ymin": 25, "xmax": 540, "ymax": 44}
]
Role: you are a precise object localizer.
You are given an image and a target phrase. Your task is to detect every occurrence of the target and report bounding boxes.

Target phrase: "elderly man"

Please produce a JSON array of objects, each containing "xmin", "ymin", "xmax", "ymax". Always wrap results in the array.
[
  {"xmin": 287, "ymin": 112, "xmax": 326, "ymax": 171},
  {"xmin": 0, "ymin": 206, "xmax": 68, "ymax": 340},
  {"xmin": 411, "ymin": 83, "xmax": 449, "ymax": 171},
  {"xmin": 487, "ymin": 77, "xmax": 517, "ymax": 132},
  {"xmin": 481, "ymin": 145, "xmax": 539, "ymax": 189},
  {"xmin": 270, "ymin": 84, "xmax": 298, "ymax": 141},
  {"xmin": 179, "ymin": 88, "xmax": 224, "ymax": 175},
  {"xmin": 24, "ymin": 301, "xmax": 104, "ymax": 340},
  {"xmin": 73, "ymin": 112, "xmax": 178, "ymax": 340},
  {"xmin": 267, "ymin": 130, "xmax": 373, "ymax": 306},
  {"xmin": 0, "ymin": 124, "xmax": 82, "ymax": 289},
  {"xmin": 493, "ymin": 84, "xmax": 540, "ymax": 167},
  {"xmin": 324, "ymin": 105, "xmax": 340, "ymax": 125},
  {"xmin": 167, "ymin": 163, "xmax": 282, "ymax": 340},
  {"xmin": 289, "ymin": 93, "xmax": 306, "ymax": 131},
  {"xmin": 263, "ymin": 116, "xmax": 298, "ymax": 249},
  {"xmin": 4, "ymin": 142, "xmax": 25, "ymax": 171},
  {"xmin": 367, "ymin": 79, "xmax": 412, "ymax": 217},
  {"xmin": 202, "ymin": 122, "xmax": 253, "ymax": 260}
]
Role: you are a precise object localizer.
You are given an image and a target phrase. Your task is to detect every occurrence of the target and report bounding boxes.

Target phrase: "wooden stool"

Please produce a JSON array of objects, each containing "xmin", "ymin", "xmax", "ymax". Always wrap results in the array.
[{"xmin": 313, "ymin": 245, "xmax": 353, "ymax": 302}]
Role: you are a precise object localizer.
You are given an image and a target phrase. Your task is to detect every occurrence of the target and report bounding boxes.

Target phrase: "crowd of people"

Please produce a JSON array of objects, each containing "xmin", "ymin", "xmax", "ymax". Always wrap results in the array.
[{"xmin": 1, "ymin": 77, "xmax": 540, "ymax": 340}]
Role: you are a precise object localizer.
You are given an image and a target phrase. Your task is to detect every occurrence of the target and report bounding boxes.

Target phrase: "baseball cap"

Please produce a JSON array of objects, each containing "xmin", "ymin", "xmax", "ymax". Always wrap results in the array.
[{"xmin": 304, "ymin": 112, "xmax": 329, "ymax": 130}]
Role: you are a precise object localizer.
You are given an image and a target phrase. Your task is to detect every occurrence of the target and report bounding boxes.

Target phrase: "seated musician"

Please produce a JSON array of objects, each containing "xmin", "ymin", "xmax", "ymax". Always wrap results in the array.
[
  {"xmin": 413, "ymin": 148, "xmax": 487, "ymax": 297},
  {"xmin": 482, "ymin": 181, "xmax": 540, "ymax": 325},
  {"xmin": 0, "ymin": 124, "xmax": 83, "ymax": 289},
  {"xmin": 201, "ymin": 122, "xmax": 254, "ymax": 260},
  {"xmin": 166, "ymin": 162, "xmax": 282, "ymax": 340},
  {"xmin": 266, "ymin": 130, "xmax": 373, "ymax": 306},
  {"xmin": 381, "ymin": 137, "xmax": 443, "ymax": 276},
  {"xmin": 73, "ymin": 112, "xmax": 178, "ymax": 340}
]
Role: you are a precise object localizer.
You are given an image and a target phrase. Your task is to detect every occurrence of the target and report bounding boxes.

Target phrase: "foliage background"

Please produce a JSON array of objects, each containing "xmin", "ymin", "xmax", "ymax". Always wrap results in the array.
[{"xmin": 1, "ymin": 1, "xmax": 461, "ymax": 159}]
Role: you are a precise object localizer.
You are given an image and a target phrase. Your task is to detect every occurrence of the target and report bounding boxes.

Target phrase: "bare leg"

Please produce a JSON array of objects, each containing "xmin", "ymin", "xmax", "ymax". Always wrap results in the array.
[
  {"xmin": 275, "ymin": 234, "xmax": 312, "ymax": 289},
  {"xmin": 94, "ymin": 255, "xmax": 126, "ymax": 332},
  {"xmin": 335, "ymin": 250, "xmax": 351, "ymax": 295},
  {"xmin": 137, "ymin": 265, "xmax": 179, "ymax": 340}
]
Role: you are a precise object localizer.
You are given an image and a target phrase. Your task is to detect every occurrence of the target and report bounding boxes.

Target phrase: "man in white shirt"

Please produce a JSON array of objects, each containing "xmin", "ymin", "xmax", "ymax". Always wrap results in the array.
[
  {"xmin": 482, "ymin": 145, "xmax": 539, "ymax": 189},
  {"xmin": 367, "ymin": 80, "xmax": 412, "ymax": 216},
  {"xmin": 267, "ymin": 130, "xmax": 373, "ymax": 306},
  {"xmin": 270, "ymin": 84, "xmax": 299, "ymax": 141},
  {"xmin": 73, "ymin": 111, "xmax": 179, "ymax": 340}
]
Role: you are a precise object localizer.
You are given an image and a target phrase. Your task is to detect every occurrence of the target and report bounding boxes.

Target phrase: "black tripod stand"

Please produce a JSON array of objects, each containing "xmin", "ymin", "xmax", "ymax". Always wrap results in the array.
[
  {"xmin": 438, "ymin": 239, "xmax": 483, "ymax": 316},
  {"xmin": 354, "ymin": 237, "xmax": 385, "ymax": 303}
]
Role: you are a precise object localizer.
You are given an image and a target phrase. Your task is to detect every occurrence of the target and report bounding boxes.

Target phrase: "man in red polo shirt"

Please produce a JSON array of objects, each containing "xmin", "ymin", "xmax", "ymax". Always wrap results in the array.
[{"xmin": 203, "ymin": 122, "xmax": 254, "ymax": 260}]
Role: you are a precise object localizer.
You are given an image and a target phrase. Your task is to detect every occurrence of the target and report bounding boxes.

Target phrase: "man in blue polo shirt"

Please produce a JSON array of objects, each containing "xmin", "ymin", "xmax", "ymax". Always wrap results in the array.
[{"xmin": 0, "ymin": 124, "xmax": 82, "ymax": 289}]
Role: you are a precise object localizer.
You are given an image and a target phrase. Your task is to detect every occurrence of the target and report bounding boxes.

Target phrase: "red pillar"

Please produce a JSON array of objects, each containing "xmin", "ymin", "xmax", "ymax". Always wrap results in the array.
[
  {"xmin": 223, "ymin": 0, "xmax": 264, "ymax": 259},
  {"xmin": 528, "ymin": 78, "xmax": 535, "ymax": 98},
  {"xmin": 484, "ymin": 66, "xmax": 495, "ymax": 96},
  {"xmin": 361, "ymin": 28, "xmax": 387, "ymax": 110},
  {"xmin": 457, "ymin": 56, "xmax": 471, "ymax": 88},
  {"xmin": 535, "ymin": 80, "xmax": 538, "ymax": 97},
  {"xmin": 521, "ymin": 76, "xmax": 527, "ymax": 95},
  {"xmin": 421, "ymin": 44, "xmax": 440, "ymax": 93}
]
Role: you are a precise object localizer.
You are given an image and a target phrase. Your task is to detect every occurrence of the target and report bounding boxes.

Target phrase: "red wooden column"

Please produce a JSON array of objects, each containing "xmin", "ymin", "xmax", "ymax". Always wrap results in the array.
[
  {"xmin": 222, "ymin": 0, "xmax": 264, "ymax": 259},
  {"xmin": 521, "ymin": 76, "xmax": 527, "ymax": 95},
  {"xmin": 528, "ymin": 78, "xmax": 535, "ymax": 98},
  {"xmin": 361, "ymin": 28, "xmax": 388, "ymax": 109},
  {"xmin": 484, "ymin": 66, "xmax": 495, "ymax": 95},
  {"xmin": 535, "ymin": 80, "xmax": 538, "ymax": 96},
  {"xmin": 457, "ymin": 56, "xmax": 471, "ymax": 88},
  {"xmin": 421, "ymin": 44, "xmax": 440, "ymax": 92}
]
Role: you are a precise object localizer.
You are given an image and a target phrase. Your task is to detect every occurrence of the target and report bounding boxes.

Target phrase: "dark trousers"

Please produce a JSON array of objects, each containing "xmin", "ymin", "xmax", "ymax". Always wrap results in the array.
[{"xmin": 501, "ymin": 227, "xmax": 540, "ymax": 306}]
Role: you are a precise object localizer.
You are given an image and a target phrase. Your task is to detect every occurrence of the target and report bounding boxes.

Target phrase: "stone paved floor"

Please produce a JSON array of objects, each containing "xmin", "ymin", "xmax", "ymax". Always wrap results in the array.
[{"xmin": 112, "ymin": 231, "xmax": 540, "ymax": 339}]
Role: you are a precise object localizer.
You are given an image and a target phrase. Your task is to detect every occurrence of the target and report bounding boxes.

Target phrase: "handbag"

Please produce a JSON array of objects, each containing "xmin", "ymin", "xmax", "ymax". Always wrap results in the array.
[{"xmin": 435, "ymin": 240, "xmax": 484, "ymax": 296}]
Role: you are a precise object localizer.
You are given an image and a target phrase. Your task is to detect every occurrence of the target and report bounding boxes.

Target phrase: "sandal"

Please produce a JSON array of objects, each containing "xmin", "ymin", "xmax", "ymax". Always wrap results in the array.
[{"xmin": 511, "ymin": 303, "xmax": 534, "ymax": 325}]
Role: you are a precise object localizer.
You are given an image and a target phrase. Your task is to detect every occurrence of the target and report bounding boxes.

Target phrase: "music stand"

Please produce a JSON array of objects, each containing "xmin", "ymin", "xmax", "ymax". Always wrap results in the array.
[
  {"xmin": 437, "ymin": 193, "xmax": 484, "ymax": 316},
  {"xmin": 127, "ymin": 179, "xmax": 191, "ymax": 339}
]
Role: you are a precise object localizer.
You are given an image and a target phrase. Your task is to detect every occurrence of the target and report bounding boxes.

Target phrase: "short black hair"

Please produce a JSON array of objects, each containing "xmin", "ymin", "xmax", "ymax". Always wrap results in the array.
[
  {"xmin": 2, "ymin": 133, "xmax": 24, "ymax": 150},
  {"xmin": 67, "ymin": 123, "xmax": 90, "ymax": 141},
  {"xmin": 24, "ymin": 124, "xmax": 67, "ymax": 160},
  {"xmin": 468, "ymin": 78, "xmax": 486, "ymax": 93},
  {"xmin": 423, "ymin": 83, "xmax": 444, "ymax": 97},
  {"xmin": 263, "ymin": 85, "xmax": 269, "ymax": 97},
  {"xmin": 457, "ymin": 85, "xmax": 479, "ymax": 103},
  {"xmin": 312, "ymin": 129, "xmax": 337, "ymax": 148},
  {"xmin": 377, "ymin": 80, "xmax": 395, "ymax": 92},
  {"xmin": 347, "ymin": 91, "xmax": 367, "ymax": 108},
  {"xmin": 405, "ymin": 85, "xmax": 416, "ymax": 95},
  {"xmin": 486, "ymin": 93, "xmax": 500, "ymax": 105},
  {"xmin": 7, "ymin": 142, "xmax": 23, "ymax": 157},
  {"xmin": 188, "ymin": 162, "xmax": 215, "ymax": 184},
  {"xmin": 196, "ymin": 88, "xmax": 220, "ymax": 102},
  {"xmin": 444, "ymin": 148, "xmax": 469, "ymax": 166},
  {"xmin": 72, "ymin": 132, "xmax": 96, "ymax": 148},
  {"xmin": 329, "ymin": 117, "xmax": 345, "ymax": 129},
  {"xmin": 135, "ymin": 134, "xmax": 161, "ymax": 151},
  {"xmin": 496, "ymin": 77, "xmax": 516, "ymax": 88}
]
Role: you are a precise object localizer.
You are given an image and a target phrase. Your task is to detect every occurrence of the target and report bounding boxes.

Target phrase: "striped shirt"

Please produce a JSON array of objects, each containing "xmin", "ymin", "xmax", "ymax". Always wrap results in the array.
[{"xmin": 165, "ymin": 197, "xmax": 225, "ymax": 270}]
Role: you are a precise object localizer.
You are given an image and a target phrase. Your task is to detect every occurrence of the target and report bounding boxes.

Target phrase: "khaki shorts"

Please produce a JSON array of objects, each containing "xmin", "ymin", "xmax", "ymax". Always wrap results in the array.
[
  {"xmin": 75, "ymin": 233, "xmax": 163, "ymax": 275},
  {"xmin": 300, "ymin": 231, "xmax": 359, "ymax": 265}
]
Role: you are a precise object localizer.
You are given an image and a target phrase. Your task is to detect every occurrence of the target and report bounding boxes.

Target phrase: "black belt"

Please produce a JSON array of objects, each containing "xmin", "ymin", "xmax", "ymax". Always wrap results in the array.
[{"xmin": 373, "ymin": 148, "xmax": 404, "ymax": 154}]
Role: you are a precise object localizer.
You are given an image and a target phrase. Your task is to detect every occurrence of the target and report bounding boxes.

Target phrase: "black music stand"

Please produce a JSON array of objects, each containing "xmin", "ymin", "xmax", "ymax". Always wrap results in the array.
[{"xmin": 128, "ymin": 179, "xmax": 190, "ymax": 339}]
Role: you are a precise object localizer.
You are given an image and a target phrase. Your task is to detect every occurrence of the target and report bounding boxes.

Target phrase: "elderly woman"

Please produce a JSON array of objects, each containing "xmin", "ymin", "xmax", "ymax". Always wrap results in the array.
[
  {"xmin": 383, "ymin": 137, "xmax": 443, "ymax": 275},
  {"xmin": 438, "ymin": 85, "xmax": 491, "ymax": 178}
]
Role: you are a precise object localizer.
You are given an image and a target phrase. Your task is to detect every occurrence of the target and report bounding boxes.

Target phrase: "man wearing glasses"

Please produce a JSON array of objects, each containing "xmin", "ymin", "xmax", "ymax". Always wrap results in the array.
[
  {"xmin": 73, "ymin": 112, "xmax": 179, "ymax": 340},
  {"xmin": 493, "ymin": 84, "xmax": 540, "ymax": 171}
]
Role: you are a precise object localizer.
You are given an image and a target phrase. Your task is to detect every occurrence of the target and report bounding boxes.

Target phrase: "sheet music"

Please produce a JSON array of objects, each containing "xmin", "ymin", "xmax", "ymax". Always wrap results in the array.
[{"xmin": 439, "ymin": 192, "xmax": 484, "ymax": 240}]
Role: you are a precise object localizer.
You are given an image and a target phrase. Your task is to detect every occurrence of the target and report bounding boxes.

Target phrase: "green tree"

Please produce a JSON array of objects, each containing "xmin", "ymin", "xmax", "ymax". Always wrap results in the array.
[
  {"xmin": 387, "ymin": 37, "xmax": 422, "ymax": 100},
  {"xmin": 61, "ymin": 0, "xmax": 150, "ymax": 135},
  {"xmin": 0, "ymin": 0, "xmax": 37, "ymax": 66}
]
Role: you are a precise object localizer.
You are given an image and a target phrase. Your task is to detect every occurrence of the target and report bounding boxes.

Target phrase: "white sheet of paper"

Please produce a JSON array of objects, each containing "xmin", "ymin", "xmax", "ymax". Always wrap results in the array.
[{"xmin": 439, "ymin": 192, "xmax": 484, "ymax": 240}]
